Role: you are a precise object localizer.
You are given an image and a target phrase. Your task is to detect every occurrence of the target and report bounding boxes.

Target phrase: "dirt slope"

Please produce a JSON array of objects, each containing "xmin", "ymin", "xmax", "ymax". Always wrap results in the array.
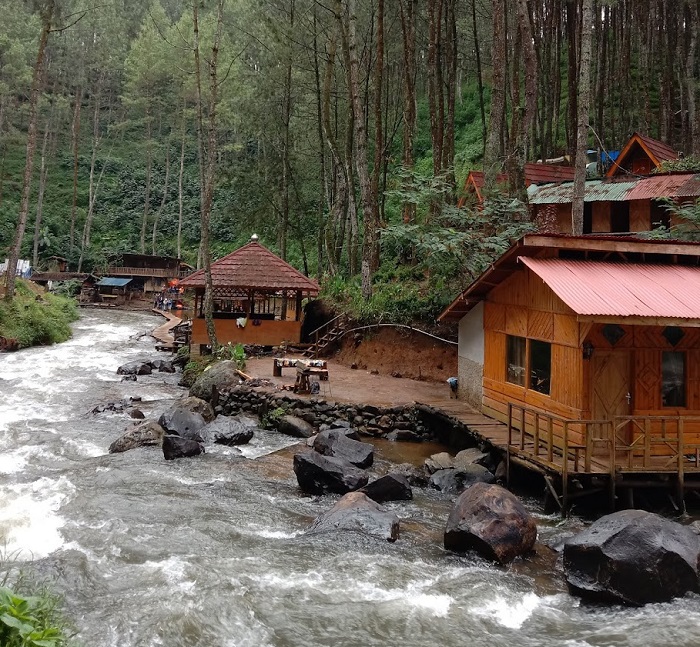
[{"xmin": 332, "ymin": 326, "xmax": 457, "ymax": 383}]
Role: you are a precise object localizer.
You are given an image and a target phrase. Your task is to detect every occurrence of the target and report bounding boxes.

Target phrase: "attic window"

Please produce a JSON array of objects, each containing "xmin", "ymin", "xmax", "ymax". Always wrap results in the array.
[
  {"xmin": 602, "ymin": 324, "xmax": 625, "ymax": 346},
  {"xmin": 662, "ymin": 326, "xmax": 684, "ymax": 347}
]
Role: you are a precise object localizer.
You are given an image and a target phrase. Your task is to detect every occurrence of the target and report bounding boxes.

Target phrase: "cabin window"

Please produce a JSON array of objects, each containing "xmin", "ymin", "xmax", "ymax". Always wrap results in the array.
[
  {"xmin": 506, "ymin": 335, "xmax": 527, "ymax": 386},
  {"xmin": 662, "ymin": 352, "xmax": 686, "ymax": 407},
  {"xmin": 610, "ymin": 202, "xmax": 630, "ymax": 233},
  {"xmin": 529, "ymin": 340, "xmax": 552, "ymax": 395}
]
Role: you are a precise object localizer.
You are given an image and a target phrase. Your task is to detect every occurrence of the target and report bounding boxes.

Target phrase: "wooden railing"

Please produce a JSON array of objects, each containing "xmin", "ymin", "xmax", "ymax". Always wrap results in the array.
[
  {"xmin": 307, "ymin": 313, "xmax": 349, "ymax": 358},
  {"xmin": 105, "ymin": 266, "xmax": 190, "ymax": 278},
  {"xmin": 506, "ymin": 404, "xmax": 700, "ymax": 477}
]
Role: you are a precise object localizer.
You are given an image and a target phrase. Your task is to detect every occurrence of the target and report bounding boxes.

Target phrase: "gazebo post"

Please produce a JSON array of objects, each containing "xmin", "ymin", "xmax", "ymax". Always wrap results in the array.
[{"xmin": 295, "ymin": 291, "xmax": 302, "ymax": 321}]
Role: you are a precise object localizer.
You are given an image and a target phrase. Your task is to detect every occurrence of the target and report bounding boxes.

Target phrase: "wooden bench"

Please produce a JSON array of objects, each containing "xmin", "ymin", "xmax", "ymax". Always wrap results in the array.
[
  {"xmin": 294, "ymin": 366, "xmax": 330, "ymax": 394},
  {"xmin": 273, "ymin": 357, "xmax": 327, "ymax": 377}
]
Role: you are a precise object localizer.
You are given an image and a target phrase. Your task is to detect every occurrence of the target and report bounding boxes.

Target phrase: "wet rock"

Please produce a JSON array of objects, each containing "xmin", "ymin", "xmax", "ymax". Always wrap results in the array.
[
  {"xmin": 162, "ymin": 434, "xmax": 204, "ymax": 460},
  {"xmin": 178, "ymin": 396, "xmax": 215, "ymax": 422},
  {"xmin": 117, "ymin": 361, "xmax": 152, "ymax": 376},
  {"xmin": 444, "ymin": 482, "xmax": 537, "ymax": 564},
  {"xmin": 109, "ymin": 420, "xmax": 165, "ymax": 453},
  {"xmin": 453, "ymin": 448, "xmax": 491, "ymax": 470},
  {"xmin": 494, "ymin": 461, "xmax": 507, "ymax": 483},
  {"xmin": 386, "ymin": 429, "xmax": 421, "ymax": 442},
  {"xmin": 151, "ymin": 359, "xmax": 175, "ymax": 373},
  {"xmin": 377, "ymin": 415, "xmax": 393, "ymax": 430},
  {"xmin": 392, "ymin": 462, "xmax": 429, "ymax": 487},
  {"xmin": 129, "ymin": 409, "xmax": 145, "ymax": 420},
  {"xmin": 312, "ymin": 429, "xmax": 374, "ymax": 469},
  {"xmin": 429, "ymin": 465, "xmax": 496, "ymax": 493},
  {"xmin": 307, "ymin": 492, "xmax": 399, "ymax": 542},
  {"xmin": 563, "ymin": 510, "xmax": 700, "ymax": 606},
  {"xmin": 293, "ymin": 451, "xmax": 369, "ymax": 494},
  {"xmin": 199, "ymin": 415, "xmax": 256, "ymax": 446},
  {"xmin": 361, "ymin": 473, "xmax": 412, "ymax": 502},
  {"xmin": 121, "ymin": 375, "xmax": 137, "ymax": 382},
  {"xmin": 277, "ymin": 414, "xmax": 315, "ymax": 439},
  {"xmin": 425, "ymin": 452, "xmax": 454, "ymax": 474},
  {"xmin": 158, "ymin": 406, "xmax": 206, "ymax": 441},
  {"xmin": 189, "ymin": 360, "xmax": 241, "ymax": 400}
]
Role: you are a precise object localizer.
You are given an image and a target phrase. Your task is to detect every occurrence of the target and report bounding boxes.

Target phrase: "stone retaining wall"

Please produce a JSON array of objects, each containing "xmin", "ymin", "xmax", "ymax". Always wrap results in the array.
[{"xmin": 215, "ymin": 386, "xmax": 490, "ymax": 451}]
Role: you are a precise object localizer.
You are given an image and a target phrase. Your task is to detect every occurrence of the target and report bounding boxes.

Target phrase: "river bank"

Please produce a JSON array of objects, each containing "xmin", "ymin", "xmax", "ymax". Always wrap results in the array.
[{"xmin": 2, "ymin": 309, "xmax": 700, "ymax": 646}]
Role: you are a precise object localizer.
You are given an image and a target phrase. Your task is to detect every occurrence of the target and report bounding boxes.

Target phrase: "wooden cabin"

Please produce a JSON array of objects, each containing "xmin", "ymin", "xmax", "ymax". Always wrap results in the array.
[
  {"xmin": 105, "ymin": 253, "xmax": 192, "ymax": 293},
  {"xmin": 178, "ymin": 236, "xmax": 319, "ymax": 355},
  {"xmin": 440, "ymin": 234, "xmax": 700, "ymax": 508},
  {"xmin": 527, "ymin": 133, "xmax": 695, "ymax": 235}
]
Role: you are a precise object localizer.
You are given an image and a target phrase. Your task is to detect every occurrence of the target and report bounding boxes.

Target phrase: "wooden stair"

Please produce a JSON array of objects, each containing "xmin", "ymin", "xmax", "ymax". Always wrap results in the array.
[{"xmin": 304, "ymin": 313, "xmax": 350, "ymax": 358}]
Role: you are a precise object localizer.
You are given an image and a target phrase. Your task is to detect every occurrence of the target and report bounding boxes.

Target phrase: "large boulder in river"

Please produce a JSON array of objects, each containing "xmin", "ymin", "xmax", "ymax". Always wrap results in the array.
[
  {"xmin": 199, "ymin": 415, "xmax": 256, "ymax": 446},
  {"xmin": 425, "ymin": 452, "xmax": 454, "ymax": 474},
  {"xmin": 307, "ymin": 492, "xmax": 399, "ymax": 542},
  {"xmin": 361, "ymin": 473, "xmax": 412, "ymax": 503},
  {"xmin": 293, "ymin": 451, "xmax": 368, "ymax": 495},
  {"xmin": 444, "ymin": 482, "xmax": 537, "ymax": 564},
  {"xmin": 162, "ymin": 434, "xmax": 204, "ymax": 460},
  {"xmin": 563, "ymin": 510, "xmax": 700, "ymax": 606},
  {"xmin": 117, "ymin": 360, "xmax": 152, "ymax": 376},
  {"xmin": 313, "ymin": 429, "xmax": 374, "ymax": 468},
  {"xmin": 429, "ymin": 465, "xmax": 495, "ymax": 493},
  {"xmin": 177, "ymin": 396, "xmax": 215, "ymax": 422},
  {"xmin": 158, "ymin": 406, "xmax": 206, "ymax": 441},
  {"xmin": 277, "ymin": 415, "xmax": 315, "ymax": 439},
  {"xmin": 189, "ymin": 361, "xmax": 241, "ymax": 400},
  {"xmin": 109, "ymin": 420, "xmax": 165, "ymax": 453}
]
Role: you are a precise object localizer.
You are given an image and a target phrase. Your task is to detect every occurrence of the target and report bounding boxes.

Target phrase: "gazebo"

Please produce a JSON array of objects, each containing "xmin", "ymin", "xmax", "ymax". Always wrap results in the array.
[{"xmin": 179, "ymin": 235, "xmax": 319, "ymax": 355}]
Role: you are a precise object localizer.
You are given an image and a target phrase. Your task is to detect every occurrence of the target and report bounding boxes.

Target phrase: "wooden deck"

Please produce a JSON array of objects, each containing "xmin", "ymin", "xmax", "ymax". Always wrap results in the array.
[{"xmin": 152, "ymin": 309, "xmax": 181, "ymax": 349}]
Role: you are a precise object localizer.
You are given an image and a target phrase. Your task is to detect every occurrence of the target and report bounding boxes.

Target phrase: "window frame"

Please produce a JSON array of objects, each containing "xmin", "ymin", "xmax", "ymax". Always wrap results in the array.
[
  {"xmin": 661, "ymin": 350, "xmax": 687, "ymax": 408},
  {"xmin": 504, "ymin": 335, "xmax": 552, "ymax": 397}
]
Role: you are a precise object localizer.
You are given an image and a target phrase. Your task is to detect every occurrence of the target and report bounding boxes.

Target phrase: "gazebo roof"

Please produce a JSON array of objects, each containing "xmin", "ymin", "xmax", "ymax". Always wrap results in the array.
[{"xmin": 179, "ymin": 238, "xmax": 319, "ymax": 294}]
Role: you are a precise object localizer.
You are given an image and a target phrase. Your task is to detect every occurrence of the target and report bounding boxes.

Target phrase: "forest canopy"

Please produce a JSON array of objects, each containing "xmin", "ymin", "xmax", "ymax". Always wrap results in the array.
[{"xmin": 1, "ymin": 0, "xmax": 699, "ymax": 320}]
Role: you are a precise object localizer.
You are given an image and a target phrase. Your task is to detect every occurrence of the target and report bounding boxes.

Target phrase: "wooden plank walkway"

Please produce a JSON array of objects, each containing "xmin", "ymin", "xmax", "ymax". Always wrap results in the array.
[{"xmin": 151, "ymin": 309, "xmax": 181, "ymax": 348}]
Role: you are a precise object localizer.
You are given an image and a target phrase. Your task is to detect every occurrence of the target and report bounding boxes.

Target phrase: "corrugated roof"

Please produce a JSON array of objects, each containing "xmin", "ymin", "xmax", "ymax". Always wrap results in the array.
[
  {"xmin": 519, "ymin": 257, "xmax": 700, "ymax": 320},
  {"xmin": 179, "ymin": 240, "xmax": 319, "ymax": 294},
  {"xmin": 625, "ymin": 173, "xmax": 700, "ymax": 200},
  {"xmin": 97, "ymin": 277, "xmax": 132, "ymax": 287},
  {"xmin": 606, "ymin": 132, "xmax": 679, "ymax": 177},
  {"xmin": 637, "ymin": 133, "xmax": 679, "ymax": 165},
  {"xmin": 527, "ymin": 179, "xmax": 638, "ymax": 204},
  {"xmin": 523, "ymin": 162, "xmax": 575, "ymax": 184}
]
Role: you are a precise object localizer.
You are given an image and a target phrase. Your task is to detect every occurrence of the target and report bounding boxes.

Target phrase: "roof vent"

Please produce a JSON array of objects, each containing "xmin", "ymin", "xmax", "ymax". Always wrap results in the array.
[{"xmin": 251, "ymin": 233, "xmax": 259, "ymax": 242}]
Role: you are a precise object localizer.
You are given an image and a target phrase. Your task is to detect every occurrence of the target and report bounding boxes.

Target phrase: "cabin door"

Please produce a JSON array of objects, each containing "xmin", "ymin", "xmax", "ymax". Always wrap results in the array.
[{"xmin": 591, "ymin": 350, "xmax": 632, "ymax": 446}]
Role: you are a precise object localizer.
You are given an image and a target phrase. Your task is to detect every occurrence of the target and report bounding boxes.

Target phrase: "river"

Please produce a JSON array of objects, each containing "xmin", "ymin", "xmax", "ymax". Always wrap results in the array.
[{"xmin": 1, "ymin": 310, "xmax": 699, "ymax": 647}]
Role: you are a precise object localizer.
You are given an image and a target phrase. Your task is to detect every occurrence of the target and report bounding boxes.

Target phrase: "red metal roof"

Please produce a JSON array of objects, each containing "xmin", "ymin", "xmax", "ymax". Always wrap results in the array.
[
  {"xmin": 625, "ymin": 173, "xmax": 699, "ymax": 200},
  {"xmin": 523, "ymin": 162, "xmax": 575, "ymax": 184},
  {"xmin": 519, "ymin": 257, "xmax": 700, "ymax": 320},
  {"xmin": 179, "ymin": 240, "xmax": 319, "ymax": 294},
  {"xmin": 636, "ymin": 133, "xmax": 679, "ymax": 165}
]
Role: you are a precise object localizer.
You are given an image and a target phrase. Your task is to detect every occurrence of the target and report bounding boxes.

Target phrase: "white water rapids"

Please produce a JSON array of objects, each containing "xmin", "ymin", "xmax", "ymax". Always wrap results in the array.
[{"xmin": 1, "ymin": 310, "xmax": 699, "ymax": 646}]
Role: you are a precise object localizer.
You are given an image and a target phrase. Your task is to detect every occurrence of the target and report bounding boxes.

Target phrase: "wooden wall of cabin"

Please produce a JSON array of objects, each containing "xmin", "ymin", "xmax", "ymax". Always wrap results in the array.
[
  {"xmin": 190, "ymin": 318, "xmax": 302, "ymax": 350},
  {"xmin": 583, "ymin": 323, "xmax": 700, "ymax": 448},
  {"xmin": 481, "ymin": 267, "xmax": 586, "ymax": 446}
]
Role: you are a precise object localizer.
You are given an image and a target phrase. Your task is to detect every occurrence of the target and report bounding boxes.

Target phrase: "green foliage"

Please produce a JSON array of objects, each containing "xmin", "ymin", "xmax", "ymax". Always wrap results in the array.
[
  {"xmin": 0, "ymin": 280, "xmax": 78, "ymax": 348},
  {"xmin": 0, "ymin": 573, "xmax": 75, "ymax": 647},
  {"xmin": 215, "ymin": 342, "xmax": 246, "ymax": 370},
  {"xmin": 181, "ymin": 355, "xmax": 215, "ymax": 387},
  {"xmin": 48, "ymin": 279, "xmax": 82, "ymax": 298},
  {"xmin": 261, "ymin": 406, "xmax": 287, "ymax": 430},
  {"xmin": 655, "ymin": 157, "xmax": 700, "ymax": 173},
  {"xmin": 647, "ymin": 198, "xmax": 700, "ymax": 241}
]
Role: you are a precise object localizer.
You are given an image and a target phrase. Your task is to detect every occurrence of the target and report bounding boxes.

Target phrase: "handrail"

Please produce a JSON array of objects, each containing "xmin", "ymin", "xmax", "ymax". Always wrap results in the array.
[{"xmin": 307, "ymin": 312, "xmax": 347, "ymax": 339}]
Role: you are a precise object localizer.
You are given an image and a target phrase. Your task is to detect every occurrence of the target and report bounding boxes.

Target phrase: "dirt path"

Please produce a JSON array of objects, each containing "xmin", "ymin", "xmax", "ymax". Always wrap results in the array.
[{"xmin": 245, "ymin": 354, "xmax": 456, "ymax": 408}]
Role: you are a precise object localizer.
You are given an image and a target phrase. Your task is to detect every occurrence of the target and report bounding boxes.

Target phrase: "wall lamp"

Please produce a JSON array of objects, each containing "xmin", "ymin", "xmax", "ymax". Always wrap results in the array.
[{"xmin": 582, "ymin": 341, "xmax": 594, "ymax": 360}]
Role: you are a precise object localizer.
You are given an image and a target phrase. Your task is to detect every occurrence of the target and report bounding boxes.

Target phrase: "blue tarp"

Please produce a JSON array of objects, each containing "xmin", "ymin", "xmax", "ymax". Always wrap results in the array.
[{"xmin": 97, "ymin": 277, "xmax": 132, "ymax": 287}]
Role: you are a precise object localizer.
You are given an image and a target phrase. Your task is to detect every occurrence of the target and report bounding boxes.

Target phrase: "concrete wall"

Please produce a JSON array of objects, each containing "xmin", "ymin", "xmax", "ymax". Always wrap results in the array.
[{"xmin": 458, "ymin": 302, "xmax": 484, "ymax": 409}]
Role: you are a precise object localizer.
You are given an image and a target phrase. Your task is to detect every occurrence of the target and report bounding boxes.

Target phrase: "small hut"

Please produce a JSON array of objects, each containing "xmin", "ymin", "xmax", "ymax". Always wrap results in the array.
[{"xmin": 178, "ymin": 235, "xmax": 319, "ymax": 355}]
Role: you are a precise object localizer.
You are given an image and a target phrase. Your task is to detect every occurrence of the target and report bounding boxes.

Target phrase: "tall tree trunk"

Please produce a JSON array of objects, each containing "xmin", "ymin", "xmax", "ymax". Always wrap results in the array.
[
  {"xmin": 485, "ymin": 0, "xmax": 507, "ymax": 189},
  {"xmin": 312, "ymin": 5, "xmax": 326, "ymax": 277},
  {"xmin": 472, "ymin": 0, "xmax": 487, "ymax": 157},
  {"xmin": 69, "ymin": 86, "xmax": 82, "ymax": 253},
  {"xmin": 279, "ymin": 0, "xmax": 295, "ymax": 261},
  {"xmin": 565, "ymin": 0, "xmax": 578, "ymax": 156},
  {"xmin": 177, "ymin": 103, "xmax": 186, "ymax": 259},
  {"xmin": 193, "ymin": 0, "xmax": 224, "ymax": 351},
  {"xmin": 686, "ymin": 1, "xmax": 699, "ymax": 155},
  {"xmin": 572, "ymin": 0, "xmax": 594, "ymax": 235},
  {"xmin": 32, "ymin": 122, "xmax": 51, "ymax": 268},
  {"xmin": 140, "ymin": 108, "xmax": 152, "ymax": 254},
  {"xmin": 398, "ymin": 0, "xmax": 417, "ymax": 223},
  {"xmin": 443, "ymin": 0, "xmax": 458, "ymax": 193},
  {"xmin": 5, "ymin": 0, "xmax": 54, "ymax": 300},
  {"xmin": 152, "ymin": 142, "xmax": 171, "ymax": 255},
  {"xmin": 371, "ymin": 0, "xmax": 384, "ymax": 225},
  {"xmin": 341, "ymin": 0, "xmax": 380, "ymax": 295}
]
